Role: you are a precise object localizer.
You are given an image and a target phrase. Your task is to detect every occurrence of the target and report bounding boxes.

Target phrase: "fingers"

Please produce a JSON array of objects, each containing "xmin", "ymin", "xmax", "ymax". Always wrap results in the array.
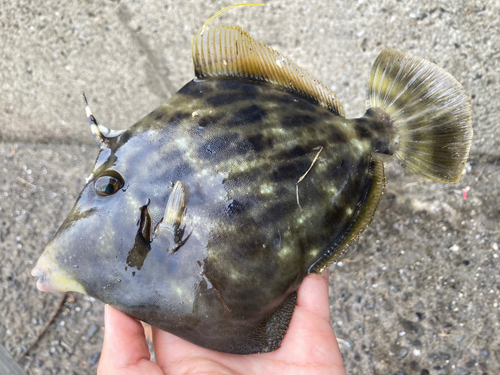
[
  {"xmin": 280, "ymin": 270, "xmax": 346, "ymax": 373},
  {"xmin": 151, "ymin": 327, "xmax": 219, "ymax": 365},
  {"xmin": 98, "ymin": 305, "xmax": 163, "ymax": 375},
  {"xmin": 151, "ymin": 325, "xmax": 193, "ymax": 362},
  {"xmin": 152, "ymin": 327, "xmax": 241, "ymax": 375},
  {"xmin": 296, "ymin": 270, "xmax": 330, "ymax": 321}
]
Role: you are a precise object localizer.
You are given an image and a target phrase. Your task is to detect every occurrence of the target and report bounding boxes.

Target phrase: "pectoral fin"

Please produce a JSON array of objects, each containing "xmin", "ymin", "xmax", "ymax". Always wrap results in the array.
[
  {"xmin": 163, "ymin": 181, "xmax": 186, "ymax": 231},
  {"xmin": 155, "ymin": 181, "xmax": 193, "ymax": 253}
]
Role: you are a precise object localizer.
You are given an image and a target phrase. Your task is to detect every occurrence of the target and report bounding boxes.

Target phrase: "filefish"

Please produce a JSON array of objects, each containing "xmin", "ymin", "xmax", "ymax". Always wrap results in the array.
[{"xmin": 31, "ymin": 6, "xmax": 472, "ymax": 354}]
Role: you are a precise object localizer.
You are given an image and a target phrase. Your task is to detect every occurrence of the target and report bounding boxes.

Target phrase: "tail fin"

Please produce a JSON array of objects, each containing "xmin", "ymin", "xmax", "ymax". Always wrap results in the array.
[{"xmin": 368, "ymin": 48, "xmax": 472, "ymax": 183}]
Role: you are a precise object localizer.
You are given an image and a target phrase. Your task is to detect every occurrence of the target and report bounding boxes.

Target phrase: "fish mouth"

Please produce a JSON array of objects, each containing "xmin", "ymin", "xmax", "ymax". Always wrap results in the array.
[
  {"xmin": 31, "ymin": 258, "xmax": 57, "ymax": 292},
  {"xmin": 31, "ymin": 256, "xmax": 86, "ymax": 294}
]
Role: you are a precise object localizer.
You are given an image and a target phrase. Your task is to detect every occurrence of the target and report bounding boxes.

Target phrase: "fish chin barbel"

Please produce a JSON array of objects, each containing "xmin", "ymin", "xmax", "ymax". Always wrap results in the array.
[{"xmin": 32, "ymin": 6, "xmax": 472, "ymax": 354}]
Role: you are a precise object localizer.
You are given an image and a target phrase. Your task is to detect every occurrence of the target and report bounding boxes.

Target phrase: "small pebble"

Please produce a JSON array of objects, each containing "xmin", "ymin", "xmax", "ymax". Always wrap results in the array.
[
  {"xmin": 399, "ymin": 348, "xmax": 409, "ymax": 359},
  {"xmin": 60, "ymin": 341, "xmax": 74, "ymax": 354},
  {"xmin": 90, "ymin": 352, "xmax": 101, "ymax": 365},
  {"xmin": 427, "ymin": 353, "xmax": 438, "ymax": 360},
  {"xmin": 439, "ymin": 352, "xmax": 450, "ymax": 360},
  {"xmin": 85, "ymin": 324, "xmax": 100, "ymax": 341},
  {"xmin": 410, "ymin": 360, "xmax": 420, "ymax": 371},
  {"xmin": 465, "ymin": 359, "xmax": 476, "ymax": 368}
]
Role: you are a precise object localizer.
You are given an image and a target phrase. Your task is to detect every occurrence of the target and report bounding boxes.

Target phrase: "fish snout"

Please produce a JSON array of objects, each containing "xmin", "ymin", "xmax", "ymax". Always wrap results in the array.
[
  {"xmin": 31, "ymin": 255, "xmax": 86, "ymax": 294},
  {"xmin": 31, "ymin": 257, "xmax": 54, "ymax": 292}
]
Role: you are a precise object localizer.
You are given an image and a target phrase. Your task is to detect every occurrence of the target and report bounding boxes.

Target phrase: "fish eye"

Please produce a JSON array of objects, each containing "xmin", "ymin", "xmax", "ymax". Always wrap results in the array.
[{"xmin": 94, "ymin": 172, "xmax": 124, "ymax": 196}]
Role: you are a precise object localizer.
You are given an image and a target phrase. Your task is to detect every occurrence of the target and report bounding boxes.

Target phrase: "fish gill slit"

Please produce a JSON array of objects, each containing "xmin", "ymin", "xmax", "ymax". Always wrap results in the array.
[
  {"xmin": 196, "ymin": 261, "xmax": 232, "ymax": 312},
  {"xmin": 296, "ymin": 146, "xmax": 324, "ymax": 211}
]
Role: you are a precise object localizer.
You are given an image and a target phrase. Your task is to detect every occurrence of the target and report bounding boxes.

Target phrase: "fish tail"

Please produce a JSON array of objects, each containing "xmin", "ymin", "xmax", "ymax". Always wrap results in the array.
[{"xmin": 367, "ymin": 48, "xmax": 472, "ymax": 183}]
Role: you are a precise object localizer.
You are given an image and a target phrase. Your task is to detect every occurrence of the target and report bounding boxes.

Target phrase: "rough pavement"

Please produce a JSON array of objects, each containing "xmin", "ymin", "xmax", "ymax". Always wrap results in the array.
[{"xmin": 1, "ymin": 0, "xmax": 499, "ymax": 374}]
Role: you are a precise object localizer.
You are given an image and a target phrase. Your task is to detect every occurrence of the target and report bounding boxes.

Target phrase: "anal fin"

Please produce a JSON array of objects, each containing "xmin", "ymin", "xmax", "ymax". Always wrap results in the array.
[{"xmin": 308, "ymin": 157, "xmax": 386, "ymax": 274}]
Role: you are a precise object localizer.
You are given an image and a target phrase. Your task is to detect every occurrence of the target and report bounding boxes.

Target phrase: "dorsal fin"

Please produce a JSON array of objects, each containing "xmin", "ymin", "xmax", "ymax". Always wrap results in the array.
[{"xmin": 192, "ymin": 25, "xmax": 345, "ymax": 117}]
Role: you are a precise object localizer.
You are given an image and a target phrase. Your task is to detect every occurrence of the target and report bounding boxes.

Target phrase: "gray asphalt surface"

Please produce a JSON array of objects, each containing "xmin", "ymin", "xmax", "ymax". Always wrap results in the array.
[{"xmin": 1, "ymin": 0, "xmax": 499, "ymax": 374}]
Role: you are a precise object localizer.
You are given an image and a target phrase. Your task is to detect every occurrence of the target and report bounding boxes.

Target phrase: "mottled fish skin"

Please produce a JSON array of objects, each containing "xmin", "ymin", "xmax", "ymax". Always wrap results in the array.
[
  {"xmin": 40, "ymin": 78, "xmax": 396, "ymax": 353},
  {"xmin": 32, "ymin": 14, "xmax": 473, "ymax": 353}
]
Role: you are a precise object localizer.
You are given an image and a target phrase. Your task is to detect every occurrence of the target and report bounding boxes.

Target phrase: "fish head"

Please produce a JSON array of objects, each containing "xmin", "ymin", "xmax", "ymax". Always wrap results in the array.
[
  {"xmin": 31, "ymin": 107, "xmax": 171, "ymax": 297},
  {"xmin": 30, "ymin": 81, "xmax": 308, "ymax": 353}
]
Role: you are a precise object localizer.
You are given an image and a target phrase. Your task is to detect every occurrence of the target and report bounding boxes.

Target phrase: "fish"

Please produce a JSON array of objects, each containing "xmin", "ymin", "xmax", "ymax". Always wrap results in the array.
[{"xmin": 31, "ymin": 5, "xmax": 472, "ymax": 354}]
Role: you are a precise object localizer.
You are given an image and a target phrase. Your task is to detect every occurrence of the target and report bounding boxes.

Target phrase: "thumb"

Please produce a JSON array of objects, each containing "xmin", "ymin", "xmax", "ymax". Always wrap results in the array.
[{"xmin": 98, "ymin": 305, "xmax": 163, "ymax": 375}]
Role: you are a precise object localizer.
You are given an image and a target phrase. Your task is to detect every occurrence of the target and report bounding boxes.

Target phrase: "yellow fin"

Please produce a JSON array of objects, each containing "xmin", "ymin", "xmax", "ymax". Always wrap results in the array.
[
  {"xmin": 192, "ymin": 25, "xmax": 345, "ymax": 116},
  {"xmin": 368, "ymin": 48, "xmax": 472, "ymax": 183},
  {"xmin": 308, "ymin": 157, "xmax": 385, "ymax": 273}
]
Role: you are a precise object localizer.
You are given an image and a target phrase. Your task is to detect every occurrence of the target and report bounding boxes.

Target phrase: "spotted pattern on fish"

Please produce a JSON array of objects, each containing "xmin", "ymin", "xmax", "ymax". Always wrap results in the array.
[
  {"xmin": 49, "ymin": 79, "xmax": 392, "ymax": 306},
  {"xmin": 33, "ymin": 38, "xmax": 471, "ymax": 354}
]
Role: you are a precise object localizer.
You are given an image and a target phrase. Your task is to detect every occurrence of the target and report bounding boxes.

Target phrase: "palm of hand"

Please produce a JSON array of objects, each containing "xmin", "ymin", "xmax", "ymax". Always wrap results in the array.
[{"xmin": 98, "ymin": 272, "xmax": 346, "ymax": 375}]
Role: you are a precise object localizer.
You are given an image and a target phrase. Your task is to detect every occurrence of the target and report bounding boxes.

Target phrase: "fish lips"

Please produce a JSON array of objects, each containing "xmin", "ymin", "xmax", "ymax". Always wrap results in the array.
[{"xmin": 31, "ymin": 251, "xmax": 86, "ymax": 294}]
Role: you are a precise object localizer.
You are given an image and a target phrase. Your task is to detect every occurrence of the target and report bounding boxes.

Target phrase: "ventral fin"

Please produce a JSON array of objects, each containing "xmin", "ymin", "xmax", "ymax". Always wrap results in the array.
[
  {"xmin": 192, "ymin": 25, "xmax": 345, "ymax": 117},
  {"xmin": 155, "ymin": 181, "xmax": 193, "ymax": 253}
]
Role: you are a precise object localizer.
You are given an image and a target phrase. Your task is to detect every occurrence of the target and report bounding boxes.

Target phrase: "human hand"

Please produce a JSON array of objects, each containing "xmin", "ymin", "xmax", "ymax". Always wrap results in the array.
[{"xmin": 97, "ymin": 271, "xmax": 346, "ymax": 375}]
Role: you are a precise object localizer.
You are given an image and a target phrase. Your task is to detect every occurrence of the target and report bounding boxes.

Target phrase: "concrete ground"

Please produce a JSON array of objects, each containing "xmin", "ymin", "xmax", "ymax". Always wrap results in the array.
[{"xmin": 1, "ymin": 0, "xmax": 499, "ymax": 374}]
